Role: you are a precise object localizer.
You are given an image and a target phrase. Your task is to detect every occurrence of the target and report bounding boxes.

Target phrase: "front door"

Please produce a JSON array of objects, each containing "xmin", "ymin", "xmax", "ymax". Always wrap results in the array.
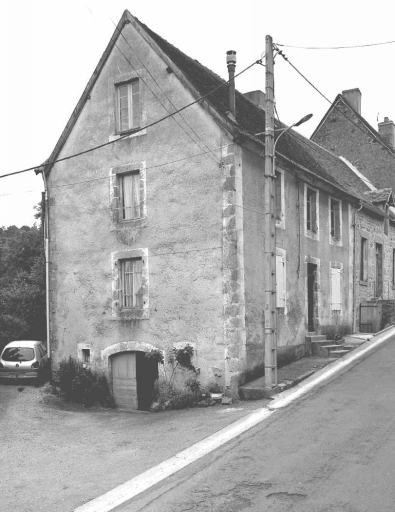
[
  {"xmin": 136, "ymin": 352, "xmax": 158, "ymax": 411},
  {"xmin": 111, "ymin": 352, "xmax": 138, "ymax": 411},
  {"xmin": 307, "ymin": 263, "xmax": 317, "ymax": 332}
]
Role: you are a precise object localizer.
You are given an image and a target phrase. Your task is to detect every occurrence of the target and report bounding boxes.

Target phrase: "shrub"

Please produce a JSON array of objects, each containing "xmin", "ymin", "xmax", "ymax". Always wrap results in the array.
[{"xmin": 57, "ymin": 357, "xmax": 115, "ymax": 408}]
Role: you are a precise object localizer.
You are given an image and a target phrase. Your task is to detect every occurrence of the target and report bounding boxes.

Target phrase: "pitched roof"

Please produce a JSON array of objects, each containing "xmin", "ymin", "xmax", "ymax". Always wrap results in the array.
[
  {"xmin": 42, "ymin": 11, "xmax": 384, "ymax": 215},
  {"xmin": 311, "ymin": 93, "xmax": 395, "ymax": 157}
]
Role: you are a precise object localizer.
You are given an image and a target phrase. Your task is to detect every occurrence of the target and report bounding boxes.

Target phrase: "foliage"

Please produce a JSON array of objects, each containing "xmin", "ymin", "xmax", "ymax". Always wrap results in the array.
[
  {"xmin": 57, "ymin": 357, "xmax": 115, "ymax": 408},
  {"xmin": 0, "ymin": 210, "xmax": 46, "ymax": 352},
  {"xmin": 146, "ymin": 345, "xmax": 205, "ymax": 411}
]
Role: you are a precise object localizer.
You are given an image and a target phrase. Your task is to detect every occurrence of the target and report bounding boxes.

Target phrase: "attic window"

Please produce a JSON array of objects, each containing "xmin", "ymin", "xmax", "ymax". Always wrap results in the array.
[{"xmin": 116, "ymin": 80, "xmax": 141, "ymax": 133}]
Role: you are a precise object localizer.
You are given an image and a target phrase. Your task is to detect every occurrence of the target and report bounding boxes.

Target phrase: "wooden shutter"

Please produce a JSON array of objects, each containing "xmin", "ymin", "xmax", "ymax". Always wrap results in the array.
[
  {"xmin": 276, "ymin": 253, "xmax": 286, "ymax": 308},
  {"xmin": 275, "ymin": 172, "xmax": 282, "ymax": 221},
  {"xmin": 331, "ymin": 267, "xmax": 341, "ymax": 311}
]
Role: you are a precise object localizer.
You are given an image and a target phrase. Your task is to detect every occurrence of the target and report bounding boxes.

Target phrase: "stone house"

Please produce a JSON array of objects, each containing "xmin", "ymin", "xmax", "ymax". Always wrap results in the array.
[
  {"xmin": 312, "ymin": 89, "xmax": 395, "ymax": 331},
  {"xmin": 40, "ymin": 12, "xmax": 386, "ymax": 410}
]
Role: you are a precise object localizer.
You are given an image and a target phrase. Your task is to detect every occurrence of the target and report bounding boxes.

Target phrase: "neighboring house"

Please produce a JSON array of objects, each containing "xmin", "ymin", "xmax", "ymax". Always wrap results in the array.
[
  {"xmin": 39, "ymin": 11, "xmax": 387, "ymax": 410},
  {"xmin": 312, "ymin": 89, "xmax": 395, "ymax": 331}
]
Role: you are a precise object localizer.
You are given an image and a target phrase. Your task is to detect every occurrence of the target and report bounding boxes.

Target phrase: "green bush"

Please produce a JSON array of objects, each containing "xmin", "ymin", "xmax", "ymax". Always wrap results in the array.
[{"xmin": 57, "ymin": 357, "xmax": 115, "ymax": 408}]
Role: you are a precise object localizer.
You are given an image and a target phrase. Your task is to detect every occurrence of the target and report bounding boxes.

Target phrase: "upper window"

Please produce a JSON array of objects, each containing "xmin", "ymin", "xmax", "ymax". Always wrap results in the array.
[
  {"xmin": 120, "ymin": 258, "xmax": 143, "ymax": 309},
  {"xmin": 330, "ymin": 198, "xmax": 341, "ymax": 242},
  {"xmin": 119, "ymin": 172, "xmax": 141, "ymax": 221},
  {"xmin": 360, "ymin": 237, "xmax": 368, "ymax": 282},
  {"xmin": 306, "ymin": 186, "xmax": 318, "ymax": 235},
  {"xmin": 276, "ymin": 248, "xmax": 286, "ymax": 308},
  {"xmin": 116, "ymin": 80, "xmax": 141, "ymax": 133},
  {"xmin": 275, "ymin": 170, "xmax": 285, "ymax": 228}
]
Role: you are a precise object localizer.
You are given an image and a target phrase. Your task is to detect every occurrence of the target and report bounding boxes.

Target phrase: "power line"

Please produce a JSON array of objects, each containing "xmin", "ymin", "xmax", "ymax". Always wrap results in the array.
[
  {"xmin": 274, "ymin": 45, "xmax": 395, "ymax": 157},
  {"xmin": 110, "ymin": 18, "xmax": 220, "ymax": 165},
  {"xmin": 0, "ymin": 58, "xmax": 261, "ymax": 180},
  {"xmin": 276, "ymin": 39, "xmax": 395, "ymax": 50}
]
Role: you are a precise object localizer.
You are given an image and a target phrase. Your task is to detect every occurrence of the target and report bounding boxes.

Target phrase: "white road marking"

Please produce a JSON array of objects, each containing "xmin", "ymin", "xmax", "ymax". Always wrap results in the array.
[
  {"xmin": 74, "ymin": 407, "xmax": 274, "ymax": 512},
  {"xmin": 74, "ymin": 326, "xmax": 395, "ymax": 512}
]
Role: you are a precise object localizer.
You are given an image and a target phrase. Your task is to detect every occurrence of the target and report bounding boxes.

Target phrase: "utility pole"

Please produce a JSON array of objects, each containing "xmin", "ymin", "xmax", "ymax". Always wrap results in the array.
[{"xmin": 264, "ymin": 35, "xmax": 277, "ymax": 391}]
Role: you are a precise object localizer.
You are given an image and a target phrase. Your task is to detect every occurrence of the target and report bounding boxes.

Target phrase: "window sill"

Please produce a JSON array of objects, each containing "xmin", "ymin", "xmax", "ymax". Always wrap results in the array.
[
  {"xmin": 305, "ymin": 229, "xmax": 319, "ymax": 241},
  {"xmin": 112, "ymin": 308, "xmax": 149, "ymax": 320},
  {"xmin": 109, "ymin": 128, "xmax": 147, "ymax": 142},
  {"xmin": 359, "ymin": 280, "xmax": 368, "ymax": 287},
  {"xmin": 116, "ymin": 217, "xmax": 147, "ymax": 228}
]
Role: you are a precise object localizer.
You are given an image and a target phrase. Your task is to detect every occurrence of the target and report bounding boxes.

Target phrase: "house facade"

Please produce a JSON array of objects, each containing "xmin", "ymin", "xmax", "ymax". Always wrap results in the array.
[
  {"xmin": 312, "ymin": 89, "xmax": 395, "ymax": 332},
  {"xmin": 41, "ymin": 12, "xmax": 385, "ymax": 410}
]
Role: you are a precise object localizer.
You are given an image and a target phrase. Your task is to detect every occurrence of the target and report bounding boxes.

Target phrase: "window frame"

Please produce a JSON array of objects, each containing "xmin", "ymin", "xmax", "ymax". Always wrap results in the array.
[
  {"xmin": 275, "ymin": 169, "xmax": 285, "ymax": 229},
  {"xmin": 329, "ymin": 197, "xmax": 342, "ymax": 245},
  {"xmin": 304, "ymin": 184, "xmax": 319, "ymax": 240},
  {"xmin": 115, "ymin": 79, "xmax": 141, "ymax": 134},
  {"xmin": 276, "ymin": 247, "xmax": 286, "ymax": 310},
  {"xmin": 120, "ymin": 258, "xmax": 144, "ymax": 309},
  {"xmin": 110, "ymin": 162, "xmax": 147, "ymax": 225},
  {"xmin": 111, "ymin": 248, "xmax": 149, "ymax": 320},
  {"xmin": 360, "ymin": 236, "xmax": 368, "ymax": 283}
]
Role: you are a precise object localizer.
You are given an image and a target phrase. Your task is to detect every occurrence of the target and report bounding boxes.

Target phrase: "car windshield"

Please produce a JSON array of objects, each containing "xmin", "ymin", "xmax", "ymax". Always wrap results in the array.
[{"xmin": 2, "ymin": 347, "xmax": 35, "ymax": 362}]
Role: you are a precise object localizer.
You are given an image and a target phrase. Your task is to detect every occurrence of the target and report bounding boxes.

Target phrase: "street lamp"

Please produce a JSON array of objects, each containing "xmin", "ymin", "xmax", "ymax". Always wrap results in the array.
[{"xmin": 273, "ymin": 113, "xmax": 313, "ymax": 153}]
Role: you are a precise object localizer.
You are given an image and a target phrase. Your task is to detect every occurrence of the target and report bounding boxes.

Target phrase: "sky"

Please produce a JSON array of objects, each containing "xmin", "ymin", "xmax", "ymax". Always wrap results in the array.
[{"xmin": 1, "ymin": 0, "xmax": 395, "ymax": 227}]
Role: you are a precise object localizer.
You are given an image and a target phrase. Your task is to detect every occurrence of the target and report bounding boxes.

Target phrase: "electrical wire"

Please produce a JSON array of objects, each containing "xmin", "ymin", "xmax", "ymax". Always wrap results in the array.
[
  {"xmin": 274, "ymin": 45, "xmax": 395, "ymax": 157},
  {"xmin": 0, "ymin": 59, "xmax": 261, "ymax": 180},
  {"xmin": 276, "ymin": 39, "xmax": 395, "ymax": 50},
  {"xmin": 111, "ymin": 18, "xmax": 220, "ymax": 165}
]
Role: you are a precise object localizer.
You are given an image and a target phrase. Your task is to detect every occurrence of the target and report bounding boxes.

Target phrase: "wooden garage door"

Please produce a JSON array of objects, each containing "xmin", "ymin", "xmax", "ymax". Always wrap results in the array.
[{"xmin": 111, "ymin": 352, "xmax": 138, "ymax": 411}]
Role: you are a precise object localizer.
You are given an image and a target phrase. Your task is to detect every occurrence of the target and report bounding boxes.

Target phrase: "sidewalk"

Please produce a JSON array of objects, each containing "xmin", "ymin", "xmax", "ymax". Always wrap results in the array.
[{"xmin": 239, "ymin": 333, "xmax": 373, "ymax": 400}]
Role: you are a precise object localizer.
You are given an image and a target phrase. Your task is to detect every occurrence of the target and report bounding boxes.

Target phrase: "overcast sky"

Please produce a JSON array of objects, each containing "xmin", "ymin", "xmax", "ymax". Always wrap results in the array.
[{"xmin": 1, "ymin": 0, "xmax": 394, "ymax": 227}]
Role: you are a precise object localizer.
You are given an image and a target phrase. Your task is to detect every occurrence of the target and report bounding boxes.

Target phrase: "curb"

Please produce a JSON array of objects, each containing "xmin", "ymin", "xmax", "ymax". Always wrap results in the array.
[
  {"xmin": 268, "ymin": 325, "xmax": 395, "ymax": 410},
  {"xmin": 73, "ymin": 326, "xmax": 395, "ymax": 512}
]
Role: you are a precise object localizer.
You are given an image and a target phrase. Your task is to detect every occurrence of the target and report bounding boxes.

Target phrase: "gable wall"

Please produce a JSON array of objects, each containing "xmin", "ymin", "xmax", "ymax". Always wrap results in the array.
[
  {"xmin": 312, "ymin": 102, "xmax": 395, "ymax": 190},
  {"xmin": 47, "ymin": 23, "xmax": 233, "ymax": 388}
]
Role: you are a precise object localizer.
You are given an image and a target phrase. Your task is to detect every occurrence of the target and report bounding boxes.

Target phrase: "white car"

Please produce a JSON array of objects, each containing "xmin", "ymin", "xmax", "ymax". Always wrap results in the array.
[{"xmin": 0, "ymin": 340, "xmax": 49, "ymax": 381}]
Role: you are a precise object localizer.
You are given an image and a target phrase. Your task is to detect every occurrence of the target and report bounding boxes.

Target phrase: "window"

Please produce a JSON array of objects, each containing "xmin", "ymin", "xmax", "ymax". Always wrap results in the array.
[
  {"xmin": 120, "ymin": 258, "xmax": 143, "ymax": 309},
  {"xmin": 275, "ymin": 170, "xmax": 283, "ymax": 223},
  {"xmin": 393, "ymin": 249, "xmax": 395, "ymax": 286},
  {"xmin": 330, "ymin": 199, "xmax": 341, "ymax": 241},
  {"xmin": 331, "ymin": 267, "xmax": 342, "ymax": 311},
  {"xmin": 82, "ymin": 349, "xmax": 90, "ymax": 364},
  {"xmin": 119, "ymin": 172, "xmax": 141, "ymax": 221},
  {"xmin": 276, "ymin": 248, "xmax": 286, "ymax": 308},
  {"xmin": 306, "ymin": 187, "xmax": 317, "ymax": 233},
  {"xmin": 116, "ymin": 80, "xmax": 141, "ymax": 133},
  {"xmin": 360, "ymin": 237, "xmax": 368, "ymax": 282}
]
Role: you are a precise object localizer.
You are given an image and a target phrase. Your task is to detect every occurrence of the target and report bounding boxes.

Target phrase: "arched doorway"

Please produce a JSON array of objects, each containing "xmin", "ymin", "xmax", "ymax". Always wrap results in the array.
[{"xmin": 110, "ymin": 351, "xmax": 158, "ymax": 411}]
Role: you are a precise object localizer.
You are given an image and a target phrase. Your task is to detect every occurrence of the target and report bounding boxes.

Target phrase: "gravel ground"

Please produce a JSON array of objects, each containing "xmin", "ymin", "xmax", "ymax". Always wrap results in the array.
[{"xmin": 0, "ymin": 380, "xmax": 267, "ymax": 512}]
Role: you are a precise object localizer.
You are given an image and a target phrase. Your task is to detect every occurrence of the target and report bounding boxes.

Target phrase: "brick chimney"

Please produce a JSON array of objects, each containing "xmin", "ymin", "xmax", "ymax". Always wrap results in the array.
[
  {"xmin": 342, "ymin": 88, "xmax": 362, "ymax": 114},
  {"xmin": 243, "ymin": 90, "xmax": 266, "ymax": 110},
  {"xmin": 378, "ymin": 117, "xmax": 395, "ymax": 147},
  {"xmin": 226, "ymin": 50, "xmax": 236, "ymax": 117}
]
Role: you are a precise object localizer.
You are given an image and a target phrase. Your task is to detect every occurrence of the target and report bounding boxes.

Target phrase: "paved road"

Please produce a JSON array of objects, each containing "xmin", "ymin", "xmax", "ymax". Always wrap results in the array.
[{"xmin": 122, "ymin": 339, "xmax": 395, "ymax": 511}]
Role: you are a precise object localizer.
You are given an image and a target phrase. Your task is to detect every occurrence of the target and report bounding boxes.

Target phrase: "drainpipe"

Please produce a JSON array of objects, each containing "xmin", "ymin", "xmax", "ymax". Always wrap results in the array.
[
  {"xmin": 226, "ymin": 51, "xmax": 236, "ymax": 117},
  {"xmin": 352, "ymin": 202, "xmax": 363, "ymax": 332},
  {"xmin": 35, "ymin": 167, "xmax": 50, "ymax": 360}
]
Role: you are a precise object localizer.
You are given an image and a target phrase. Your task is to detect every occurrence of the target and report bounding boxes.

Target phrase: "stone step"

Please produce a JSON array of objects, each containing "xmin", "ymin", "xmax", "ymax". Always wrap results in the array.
[
  {"xmin": 329, "ymin": 349, "xmax": 351, "ymax": 358},
  {"xmin": 306, "ymin": 334, "xmax": 326, "ymax": 342},
  {"xmin": 313, "ymin": 342, "xmax": 341, "ymax": 357}
]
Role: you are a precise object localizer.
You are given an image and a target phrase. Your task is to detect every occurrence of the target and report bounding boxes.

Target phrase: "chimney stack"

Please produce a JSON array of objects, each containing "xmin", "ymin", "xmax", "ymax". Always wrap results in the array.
[
  {"xmin": 378, "ymin": 117, "xmax": 395, "ymax": 147},
  {"xmin": 342, "ymin": 88, "xmax": 362, "ymax": 114},
  {"xmin": 244, "ymin": 90, "xmax": 266, "ymax": 110},
  {"xmin": 226, "ymin": 50, "xmax": 236, "ymax": 117}
]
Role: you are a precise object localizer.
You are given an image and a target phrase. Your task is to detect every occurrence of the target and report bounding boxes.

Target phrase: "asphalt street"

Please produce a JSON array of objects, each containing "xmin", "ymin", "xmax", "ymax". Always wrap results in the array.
[{"xmin": 120, "ymin": 338, "xmax": 395, "ymax": 512}]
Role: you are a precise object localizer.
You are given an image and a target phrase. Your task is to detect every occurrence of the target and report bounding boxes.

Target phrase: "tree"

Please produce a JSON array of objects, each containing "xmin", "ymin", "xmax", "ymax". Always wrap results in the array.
[{"xmin": 0, "ymin": 206, "xmax": 46, "ymax": 351}]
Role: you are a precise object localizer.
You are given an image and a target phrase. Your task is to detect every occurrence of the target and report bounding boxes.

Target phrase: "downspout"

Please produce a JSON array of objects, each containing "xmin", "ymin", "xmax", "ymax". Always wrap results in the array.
[
  {"xmin": 36, "ymin": 167, "xmax": 50, "ymax": 361},
  {"xmin": 352, "ymin": 201, "xmax": 363, "ymax": 332}
]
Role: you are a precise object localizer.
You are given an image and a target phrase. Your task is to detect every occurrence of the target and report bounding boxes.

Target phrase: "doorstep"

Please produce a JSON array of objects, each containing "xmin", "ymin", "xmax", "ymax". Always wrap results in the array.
[{"xmin": 239, "ymin": 357, "xmax": 337, "ymax": 400}]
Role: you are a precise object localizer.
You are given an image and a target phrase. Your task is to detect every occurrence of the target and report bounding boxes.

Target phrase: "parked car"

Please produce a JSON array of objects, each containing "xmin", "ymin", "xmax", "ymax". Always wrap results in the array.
[{"xmin": 0, "ymin": 340, "xmax": 49, "ymax": 381}]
